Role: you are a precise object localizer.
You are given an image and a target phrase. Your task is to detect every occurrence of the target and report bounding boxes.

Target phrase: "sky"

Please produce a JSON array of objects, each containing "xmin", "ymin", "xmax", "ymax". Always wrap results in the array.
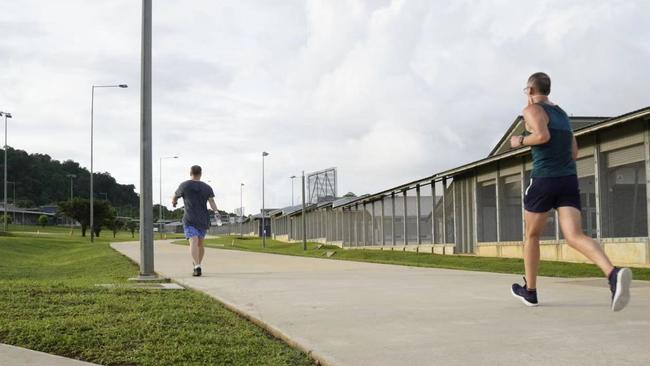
[{"xmin": 1, "ymin": 0, "xmax": 649, "ymax": 214}]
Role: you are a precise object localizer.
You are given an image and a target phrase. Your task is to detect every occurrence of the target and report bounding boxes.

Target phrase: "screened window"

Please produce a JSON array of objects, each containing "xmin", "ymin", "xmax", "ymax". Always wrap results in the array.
[
  {"xmin": 394, "ymin": 193, "xmax": 405, "ymax": 244},
  {"xmin": 577, "ymin": 156, "xmax": 597, "ymax": 238},
  {"xmin": 383, "ymin": 195, "xmax": 394, "ymax": 245},
  {"xmin": 433, "ymin": 181, "xmax": 444, "ymax": 244},
  {"xmin": 499, "ymin": 174, "xmax": 523, "ymax": 241},
  {"xmin": 477, "ymin": 180, "xmax": 497, "ymax": 242},
  {"xmin": 419, "ymin": 184, "xmax": 434, "ymax": 244},
  {"xmin": 444, "ymin": 180, "xmax": 455, "ymax": 243},
  {"xmin": 406, "ymin": 189, "xmax": 418, "ymax": 244},
  {"xmin": 600, "ymin": 144, "xmax": 647, "ymax": 238}
]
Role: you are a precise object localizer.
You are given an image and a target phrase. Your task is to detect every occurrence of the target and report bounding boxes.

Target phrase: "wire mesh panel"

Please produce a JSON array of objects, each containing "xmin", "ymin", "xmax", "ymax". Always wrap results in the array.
[
  {"xmin": 363, "ymin": 203, "xmax": 373, "ymax": 245},
  {"xmin": 499, "ymin": 173, "xmax": 523, "ymax": 241},
  {"xmin": 406, "ymin": 188, "xmax": 418, "ymax": 244},
  {"xmin": 342, "ymin": 209, "xmax": 351, "ymax": 246},
  {"xmin": 434, "ymin": 180, "xmax": 444, "ymax": 244},
  {"xmin": 371, "ymin": 200, "xmax": 381, "ymax": 245},
  {"xmin": 444, "ymin": 179, "xmax": 455, "ymax": 244},
  {"xmin": 419, "ymin": 183, "xmax": 433, "ymax": 244},
  {"xmin": 477, "ymin": 180, "xmax": 497, "ymax": 242},
  {"xmin": 576, "ymin": 156, "xmax": 597, "ymax": 238},
  {"xmin": 383, "ymin": 195, "xmax": 394, "ymax": 245},
  {"xmin": 394, "ymin": 193, "xmax": 405, "ymax": 245},
  {"xmin": 600, "ymin": 144, "xmax": 647, "ymax": 238}
]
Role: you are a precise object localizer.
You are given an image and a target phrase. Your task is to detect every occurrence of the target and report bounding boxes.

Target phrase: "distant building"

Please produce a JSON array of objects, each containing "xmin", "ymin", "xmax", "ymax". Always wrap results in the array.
[{"xmin": 267, "ymin": 106, "xmax": 650, "ymax": 266}]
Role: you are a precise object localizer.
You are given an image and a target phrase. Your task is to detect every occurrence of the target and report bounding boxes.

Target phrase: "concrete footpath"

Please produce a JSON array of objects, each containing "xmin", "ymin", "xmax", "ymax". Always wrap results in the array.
[
  {"xmin": 0, "ymin": 344, "xmax": 99, "ymax": 366},
  {"xmin": 112, "ymin": 241, "xmax": 650, "ymax": 366}
]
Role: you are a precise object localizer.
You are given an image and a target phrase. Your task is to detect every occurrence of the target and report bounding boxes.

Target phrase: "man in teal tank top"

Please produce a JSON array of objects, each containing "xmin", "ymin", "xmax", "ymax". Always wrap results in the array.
[{"xmin": 509, "ymin": 72, "xmax": 632, "ymax": 311}]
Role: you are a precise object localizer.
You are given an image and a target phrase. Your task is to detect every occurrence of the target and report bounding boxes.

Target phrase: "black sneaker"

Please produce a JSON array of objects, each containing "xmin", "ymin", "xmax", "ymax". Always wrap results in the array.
[
  {"xmin": 608, "ymin": 267, "xmax": 632, "ymax": 312},
  {"xmin": 511, "ymin": 277, "xmax": 538, "ymax": 307},
  {"xmin": 192, "ymin": 266, "xmax": 202, "ymax": 277}
]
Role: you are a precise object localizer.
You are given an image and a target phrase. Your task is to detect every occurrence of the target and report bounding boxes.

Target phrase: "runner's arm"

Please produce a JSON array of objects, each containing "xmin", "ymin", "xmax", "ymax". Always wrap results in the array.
[
  {"xmin": 208, "ymin": 197, "xmax": 218, "ymax": 213},
  {"xmin": 172, "ymin": 185, "xmax": 183, "ymax": 208},
  {"xmin": 510, "ymin": 105, "xmax": 550, "ymax": 148},
  {"xmin": 572, "ymin": 135, "xmax": 578, "ymax": 161}
]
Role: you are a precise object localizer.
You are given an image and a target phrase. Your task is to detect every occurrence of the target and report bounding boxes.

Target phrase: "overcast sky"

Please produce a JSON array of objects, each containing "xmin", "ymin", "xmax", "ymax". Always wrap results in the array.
[{"xmin": 1, "ymin": 0, "xmax": 649, "ymax": 214}]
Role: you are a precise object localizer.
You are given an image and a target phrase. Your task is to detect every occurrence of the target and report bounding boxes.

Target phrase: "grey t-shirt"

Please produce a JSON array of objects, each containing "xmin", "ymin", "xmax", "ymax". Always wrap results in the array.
[{"xmin": 174, "ymin": 180, "xmax": 215, "ymax": 230}]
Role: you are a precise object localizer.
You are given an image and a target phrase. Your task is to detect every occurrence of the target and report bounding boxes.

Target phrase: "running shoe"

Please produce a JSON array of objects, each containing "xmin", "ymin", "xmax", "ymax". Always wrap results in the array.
[
  {"xmin": 511, "ymin": 277, "xmax": 538, "ymax": 307},
  {"xmin": 609, "ymin": 267, "xmax": 632, "ymax": 312}
]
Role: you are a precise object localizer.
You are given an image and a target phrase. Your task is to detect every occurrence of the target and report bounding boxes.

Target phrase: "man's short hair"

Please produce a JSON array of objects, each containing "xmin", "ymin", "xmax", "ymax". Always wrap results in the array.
[
  {"xmin": 190, "ymin": 165, "xmax": 202, "ymax": 176},
  {"xmin": 527, "ymin": 72, "xmax": 551, "ymax": 96}
]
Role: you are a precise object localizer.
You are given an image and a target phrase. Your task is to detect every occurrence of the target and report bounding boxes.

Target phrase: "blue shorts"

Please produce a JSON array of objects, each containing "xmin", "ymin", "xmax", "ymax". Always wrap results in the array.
[
  {"xmin": 184, "ymin": 225, "xmax": 206, "ymax": 239},
  {"xmin": 524, "ymin": 174, "xmax": 581, "ymax": 213}
]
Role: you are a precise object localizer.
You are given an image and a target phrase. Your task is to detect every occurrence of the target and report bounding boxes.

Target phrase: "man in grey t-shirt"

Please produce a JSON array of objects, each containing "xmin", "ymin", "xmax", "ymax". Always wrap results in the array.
[{"xmin": 172, "ymin": 165, "xmax": 220, "ymax": 277}]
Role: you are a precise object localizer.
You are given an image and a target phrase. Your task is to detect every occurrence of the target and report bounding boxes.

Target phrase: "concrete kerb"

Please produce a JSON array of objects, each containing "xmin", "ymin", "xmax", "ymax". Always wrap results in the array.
[{"xmin": 109, "ymin": 241, "xmax": 332, "ymax": 366}]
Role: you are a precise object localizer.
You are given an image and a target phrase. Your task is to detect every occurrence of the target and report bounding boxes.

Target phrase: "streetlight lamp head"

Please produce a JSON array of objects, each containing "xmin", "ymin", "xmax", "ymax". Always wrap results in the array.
[
  {"xmin": 4, "ymin": 113, "xmax": 11, "ymax": 119},
  {"xmin": 262, "ymin": 151, "xmax": 269, "ymax": 157},
  {"xmin": 118, "ymin": 84, "xmax": 128, "ymax": 88},
  {"xmin": 290, "ymin": 175, "xmax": 296, "ymax": 179},
  {"xmin": 241, "ymin": 183, "xmax": 245, "ymax": 186}
]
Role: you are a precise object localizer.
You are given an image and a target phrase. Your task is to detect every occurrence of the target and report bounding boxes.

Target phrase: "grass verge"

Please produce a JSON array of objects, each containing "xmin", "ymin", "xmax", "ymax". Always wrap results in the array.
[
  {"xmin": 0, "ymin": 231, "xmax": 314, "ymax": 366},
  {"xmin": 183, "ymin": 236, "xmax": 650, "ymax": 281}
]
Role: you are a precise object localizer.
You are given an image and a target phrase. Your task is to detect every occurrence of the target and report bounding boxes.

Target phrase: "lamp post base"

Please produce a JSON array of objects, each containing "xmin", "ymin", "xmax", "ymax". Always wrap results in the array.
[{"xmin": 128, "ymin": 274, "xmax": 169, "ymax": 282}]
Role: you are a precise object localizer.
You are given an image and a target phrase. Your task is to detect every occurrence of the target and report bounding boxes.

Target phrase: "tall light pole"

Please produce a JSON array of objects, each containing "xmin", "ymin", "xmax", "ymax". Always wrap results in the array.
[
  {"xmin": 261, "ymin": 151, "xmax": 269, "ymax": 248},
  {"xmin": 7, "ymin": 181, "xmax": 16, "ymax": 224},
  {"xmin": 137, "ymin": 0, "xmax": 156, "ymax": 279},
  {"xmin": 90, "ymin": 84, "xmax": 127, "ymax": 242},
  {"xmin": 67, "ymin": 174, "xmax": 76, "ymax": 232},
  {"xmin": 0, "ymin": 111, "xmax": 12, "ymax": 232},
  {"xmin": 240, "ymin": 182, "xmax": 244, "ymax": 238},
  {"xmin": 290, "ymin": 175, "xmax": 296, "ymax": 206},
  {"xmin": 302, "ymin": 171, "xmax": 307, "ymax": 251},
  {"xmin": 159, "ymin": 155, "xmax": 178, "ymax": 238}
]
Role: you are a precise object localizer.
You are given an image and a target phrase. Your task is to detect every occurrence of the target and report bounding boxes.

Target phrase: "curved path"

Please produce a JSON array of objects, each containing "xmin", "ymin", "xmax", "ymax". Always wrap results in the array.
[{"xmin": 112, "ymin": 241, "xmax": 650, "ymax": 366}]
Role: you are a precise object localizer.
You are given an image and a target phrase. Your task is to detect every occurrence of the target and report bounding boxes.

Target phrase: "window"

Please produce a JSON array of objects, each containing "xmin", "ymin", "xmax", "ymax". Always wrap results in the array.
[
  {"xmin": 477, "ymin": 180, "xmax": 497, "ymax": 242},
  {"xmin": 406, "ymin": 188, "xmax": 418, "ymax": 244},
  {"xmin": 419, "ymin": 184, "xmax": 434, "ymax": 244},
  {"xmin": 600, "ymin": 144, "xmax": 647, "ymax": 238},
  {"xmin": 434, "ymin": 181, "xmax": 444, "ymax": 244},
  {"xmin": 444, "ymin": 179, "xmax": 455, "ymax": 243},
  {"xmin": 394, "ymin": 193, "xmax": 405, "ymax": 244},
  {"xmin": 577, "ymin": 156, "xmax": 597, "ymax": 238},
  {"xmin": 499, "ymin": 174, "xmax": 523, "ymax": 241}
]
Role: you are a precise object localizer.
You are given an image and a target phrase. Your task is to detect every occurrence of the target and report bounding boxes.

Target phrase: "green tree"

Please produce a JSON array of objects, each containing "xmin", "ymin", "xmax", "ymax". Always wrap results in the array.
[
  {"xmin": 58, "ymin": 198, "xmax": 115, "ymax": 238},
  {"xmin": 0, "ymin": 214, "xmax": 13, "ymax": 225},
  {"xmin": 37, "ymin": 215, "xmax": 49, "ymax": 227},
  {"xmin": 125, "ymin": 220, "xmax": 138, "ymax": 238},
  {"xmin": 106, "ymin": 214, "xmax": 125, "ymax": 238}
]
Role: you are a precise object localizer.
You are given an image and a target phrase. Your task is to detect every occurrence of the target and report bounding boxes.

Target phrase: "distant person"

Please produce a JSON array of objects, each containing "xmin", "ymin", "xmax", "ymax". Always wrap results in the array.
[
  {"xmin": 172, "ymin": 165, "xmax": 220, "ymax": 277},
  {"xmin": 509, "ymin": 72, "xmax": 632, "ymax": 311}
]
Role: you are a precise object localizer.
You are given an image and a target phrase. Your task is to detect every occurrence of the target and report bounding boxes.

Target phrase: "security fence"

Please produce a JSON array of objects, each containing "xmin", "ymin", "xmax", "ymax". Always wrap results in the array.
[{"xmin": 260, "ymin": 106, "xmax": 650, "ymax": 265}]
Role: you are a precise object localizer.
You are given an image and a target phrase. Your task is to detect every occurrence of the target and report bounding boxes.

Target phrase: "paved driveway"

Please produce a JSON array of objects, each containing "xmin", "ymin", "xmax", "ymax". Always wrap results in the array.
[{"xmin": 112, "ymin": 241, "xmax": 650, "ymax": 366}]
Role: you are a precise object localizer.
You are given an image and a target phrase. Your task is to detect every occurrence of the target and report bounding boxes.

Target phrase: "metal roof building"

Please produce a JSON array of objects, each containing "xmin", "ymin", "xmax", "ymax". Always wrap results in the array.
[{"xmin": 265, "ymin": 106, "xmax": 650, "ymax": 266}]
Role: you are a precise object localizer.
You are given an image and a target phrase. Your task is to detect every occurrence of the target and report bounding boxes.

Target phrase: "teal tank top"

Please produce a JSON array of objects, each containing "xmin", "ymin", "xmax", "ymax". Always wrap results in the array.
[{"xmin": 529, "ymin": 103, "xmax": 576, "ymax": 178}]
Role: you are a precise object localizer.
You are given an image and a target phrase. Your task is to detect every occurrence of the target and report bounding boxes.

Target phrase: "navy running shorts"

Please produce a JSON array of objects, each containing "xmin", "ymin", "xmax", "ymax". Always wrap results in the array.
[{"xmin": 524, "ymin": 174, "xmax": 581, "ymax": 213}]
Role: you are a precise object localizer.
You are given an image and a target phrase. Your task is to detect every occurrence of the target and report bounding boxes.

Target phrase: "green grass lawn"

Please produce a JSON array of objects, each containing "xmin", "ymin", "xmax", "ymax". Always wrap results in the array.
[
  {"xmin": 188, "ymin": 236, "xmax": 650, "ymax": 281},
  {"xmin": 0, "ymin": 230, "xmax": 314, "ymax": 366}
]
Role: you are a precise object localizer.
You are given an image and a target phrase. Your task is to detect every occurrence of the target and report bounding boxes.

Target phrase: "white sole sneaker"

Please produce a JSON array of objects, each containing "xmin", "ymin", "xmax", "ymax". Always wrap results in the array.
[
  {"xmin": 511, "ymin": 287, "xmax": 539, "ymax": 307},
  {"xmin": 611, "ymin": 268, "xmax": 632, "ymax": 312}
]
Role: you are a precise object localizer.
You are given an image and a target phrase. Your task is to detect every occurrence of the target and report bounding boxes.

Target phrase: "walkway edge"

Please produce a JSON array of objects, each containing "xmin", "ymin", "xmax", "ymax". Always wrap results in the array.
[{"xmin": 109, "ymin": 242, "xmax": 335, "ymax": 366}]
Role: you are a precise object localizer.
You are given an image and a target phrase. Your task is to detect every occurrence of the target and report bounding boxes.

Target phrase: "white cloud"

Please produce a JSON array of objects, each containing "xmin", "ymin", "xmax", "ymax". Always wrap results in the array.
[{"xmin": 1, "ymin": 0, "xmax": 649, "ymax": 214}]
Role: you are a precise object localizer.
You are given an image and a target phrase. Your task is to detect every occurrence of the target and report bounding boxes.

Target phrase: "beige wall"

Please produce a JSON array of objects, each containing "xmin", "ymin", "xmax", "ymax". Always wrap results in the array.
[{"xmin": 477, "ymin": 240, "xmax": 650, "ymax": 266}]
